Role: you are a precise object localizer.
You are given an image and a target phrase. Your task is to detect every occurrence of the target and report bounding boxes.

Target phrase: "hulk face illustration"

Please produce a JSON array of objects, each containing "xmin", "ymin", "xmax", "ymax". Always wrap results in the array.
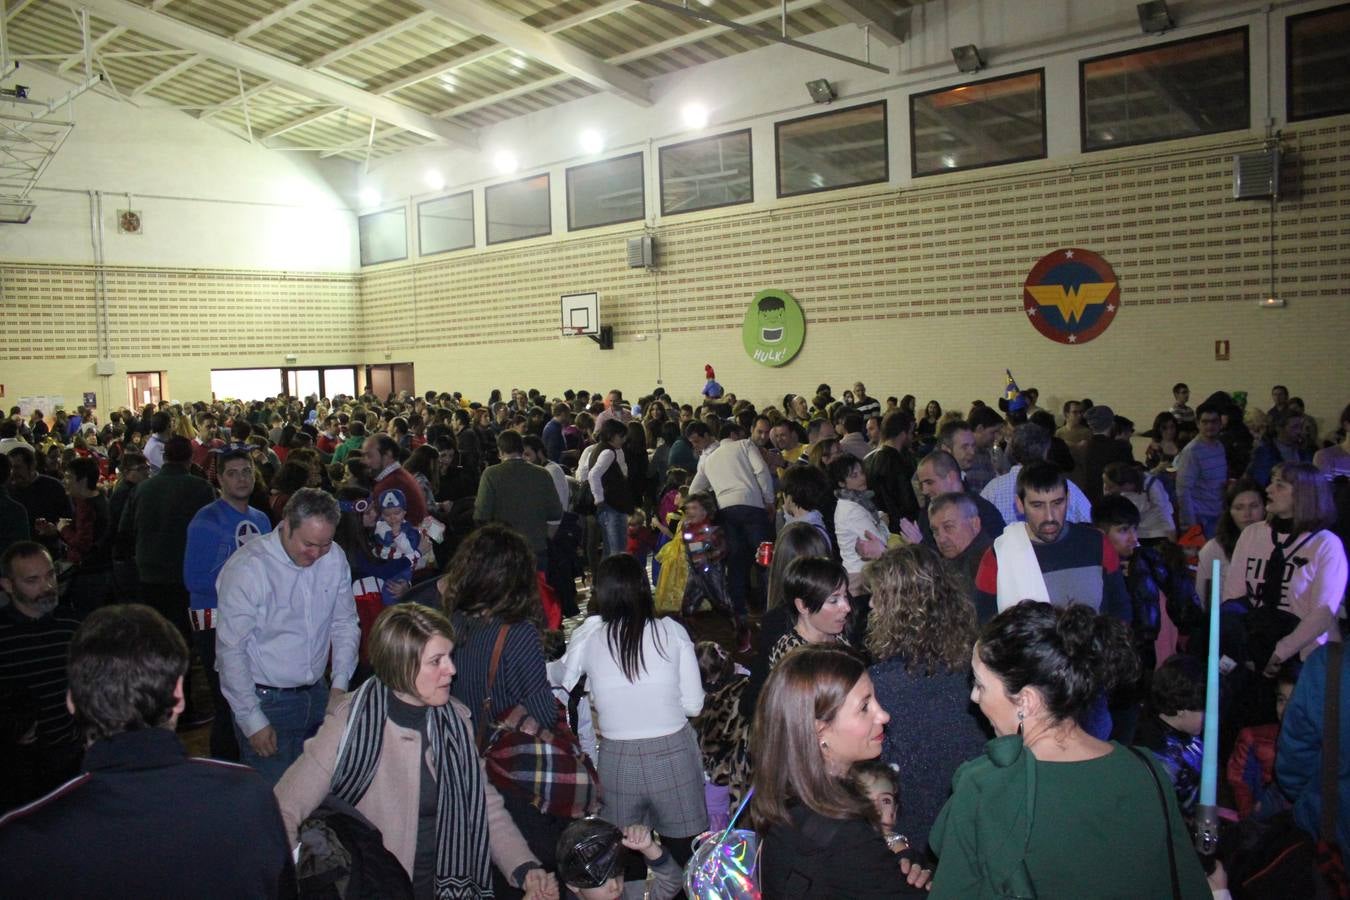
[{"xmin": 757, "ymin": 296, "xmax": 786, "ymax": 344}]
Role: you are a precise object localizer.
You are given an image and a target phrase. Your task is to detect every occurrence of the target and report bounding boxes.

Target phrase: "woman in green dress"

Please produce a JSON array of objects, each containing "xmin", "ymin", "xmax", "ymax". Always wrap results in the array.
[{"xmin": 929, "ymin": 601, "xmax": 1213, "ymax": 899}]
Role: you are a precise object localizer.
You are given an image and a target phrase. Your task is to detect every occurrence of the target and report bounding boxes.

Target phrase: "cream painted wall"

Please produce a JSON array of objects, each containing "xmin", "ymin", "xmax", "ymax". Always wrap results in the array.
[{"xmin": 0, "ymin": 68, "xmax": 358, "ymax": 271}]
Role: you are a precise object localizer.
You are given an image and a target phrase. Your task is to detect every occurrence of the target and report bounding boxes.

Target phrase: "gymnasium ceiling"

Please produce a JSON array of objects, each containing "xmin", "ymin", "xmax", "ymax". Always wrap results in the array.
[{"xmin": 5, "ymin": 0, "xmax": 913, "ymax": 163}]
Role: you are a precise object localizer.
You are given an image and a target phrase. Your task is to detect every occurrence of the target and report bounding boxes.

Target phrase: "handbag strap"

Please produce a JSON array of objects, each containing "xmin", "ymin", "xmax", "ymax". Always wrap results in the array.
[
  {"xmin": 1321, "ymin": 642, "xmax": 1344, "ymax": 843},
  {"xmin": 475, "ymin": 623, "xmax": 511, "ymax": 753},
  {"xmin": 1127, "ymin": 745, "xmax": 1181, "ymax": 900}
]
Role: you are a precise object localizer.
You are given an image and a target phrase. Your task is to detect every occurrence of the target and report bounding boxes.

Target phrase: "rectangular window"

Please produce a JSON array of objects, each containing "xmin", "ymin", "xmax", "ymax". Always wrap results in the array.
[
  {"xmin": 567, "ymin": 152, "xmax": 645, "ymax": 230},
  {"xmin": 418, "ymin": 191, "xmax": 474, "ymax": 256},
  {"xmin": 1081, "ymin": 28, "xmax": 1249, "ymax": 152},
  {"xmin": 1287, "ymin": 3, "xmax": 1350, "ymax": 122},
  {"xmin": 910, "ymin": 70, "xmax": 1046, "ymax": 177},
  {"xmin": 358, "ymin": 207, "xmax": 408, "ymax": 266},
  {"xmin": 485, "ymin": 173, "xmax": 551, "ymax": 245},
  {"xmin": 776, "ymin": 100, "xmax": 888, "ymax": 197},
  {"xmin": 658, "ymin": 129, "xmax": 753, "ymax": 216}
]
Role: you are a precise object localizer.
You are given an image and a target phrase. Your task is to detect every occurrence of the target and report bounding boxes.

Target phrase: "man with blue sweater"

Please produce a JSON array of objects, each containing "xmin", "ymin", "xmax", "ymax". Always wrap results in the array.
[{"xmin": 184, "ymin": 449, "xmax": 270, "ymax": 760}]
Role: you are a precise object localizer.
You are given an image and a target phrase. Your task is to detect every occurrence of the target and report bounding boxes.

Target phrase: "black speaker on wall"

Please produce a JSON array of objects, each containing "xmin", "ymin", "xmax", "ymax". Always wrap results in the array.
[{"xmin": 598, "ymin": 325, "xmax": 614, "ymax": 350}]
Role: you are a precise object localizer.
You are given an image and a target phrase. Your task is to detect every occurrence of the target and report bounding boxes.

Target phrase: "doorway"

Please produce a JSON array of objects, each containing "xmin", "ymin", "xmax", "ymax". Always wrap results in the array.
[
  {"xmin": 127, "ymin": 371, "xmax": 163, "ymax": 408},
  {"xmin": 365, "ymin": 363, "xmax": 414, "ymax": 400}
]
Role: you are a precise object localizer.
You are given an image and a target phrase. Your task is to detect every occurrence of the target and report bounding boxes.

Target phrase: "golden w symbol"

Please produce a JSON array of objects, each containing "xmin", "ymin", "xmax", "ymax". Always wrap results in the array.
[{"xmin": 1026, "ymin": 282, "xmax": 1115, "ymax": 324}]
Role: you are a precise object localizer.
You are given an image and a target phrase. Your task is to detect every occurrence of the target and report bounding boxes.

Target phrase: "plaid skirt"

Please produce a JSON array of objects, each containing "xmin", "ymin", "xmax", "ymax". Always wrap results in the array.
[{"xmin": 598, "ymin": 723, "xmax": 709, "ymax": 839}]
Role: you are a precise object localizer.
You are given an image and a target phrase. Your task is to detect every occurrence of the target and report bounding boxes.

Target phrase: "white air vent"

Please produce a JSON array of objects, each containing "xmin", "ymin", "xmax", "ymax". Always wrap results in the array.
[
  {"xmin": 1233, "ymin": 148, "xmax": 1280, "ymax": 200},
  {"xmin": 626, "ymin": 235, "xmax": 654, "ymax": 269}
]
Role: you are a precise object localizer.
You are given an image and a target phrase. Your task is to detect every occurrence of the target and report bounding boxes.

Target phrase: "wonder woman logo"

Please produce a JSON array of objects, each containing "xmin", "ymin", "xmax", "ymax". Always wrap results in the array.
[{"xmin": 1022, "ymin": 248, "xmax": 1121, "ymax": 345}]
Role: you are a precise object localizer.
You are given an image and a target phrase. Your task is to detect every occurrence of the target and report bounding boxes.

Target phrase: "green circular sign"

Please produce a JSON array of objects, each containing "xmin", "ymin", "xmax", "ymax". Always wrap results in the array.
[{"xmin": 742, "ymin": 288, "xmax": 805, "ymax": 367}]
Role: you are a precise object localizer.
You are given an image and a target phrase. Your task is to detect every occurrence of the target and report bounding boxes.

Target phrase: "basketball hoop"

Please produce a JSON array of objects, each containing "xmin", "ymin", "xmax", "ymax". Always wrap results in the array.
[{"xmin": 562, "ymin": 326, "xmax": 587, "ymax": 338}]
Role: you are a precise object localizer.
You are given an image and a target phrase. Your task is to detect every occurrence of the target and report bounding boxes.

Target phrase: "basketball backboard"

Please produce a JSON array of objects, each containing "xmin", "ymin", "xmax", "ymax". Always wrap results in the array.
[{"xmin": 560, "ymin": 291, "xmax": 600, "ymax": 337}]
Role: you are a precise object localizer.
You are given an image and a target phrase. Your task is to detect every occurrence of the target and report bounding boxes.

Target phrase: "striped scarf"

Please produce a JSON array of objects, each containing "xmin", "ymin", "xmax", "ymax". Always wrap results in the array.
[{"xmin": 331, "ymin": 678, "xmax": 493, "ymax": 899}]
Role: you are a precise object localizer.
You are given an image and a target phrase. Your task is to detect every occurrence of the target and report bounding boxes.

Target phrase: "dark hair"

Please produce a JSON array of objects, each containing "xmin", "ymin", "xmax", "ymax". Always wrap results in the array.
[
  {"xmin": 150, "ymin": 411, "xmax": 172, "ymax": 434},
  {"xmin": 781, "ymin": 464, "xmax": 833, "ymax": 513},
  {"xmin": 272, "ymin": 460, "xmax": 311, "ymax": 494},
  {"xmin": 0, "ymin": 539, "xmax": 49, "ymax": 581},
  {"xmin": 880, "ymin": 410, "xmax": 914, "ymax": 441},
  {"xmin": 977, "ymin": 602, "xmax": 1139, "ymax": 724},
  {"xmin": 841, "ymin": 412, "xmax": 864, "ymax": 435},
  {"xmin": 67, "ymin": 604, "xmax": 189, "ymax": 743},
  {"xmin": 767, "ymin": 523, "xmax": 833, "ymax": 610},
  {"xmin": 696, "ymin": 639, "xmax": 735, "ymax": 691},
  {"xmin": 495, "ymin": 429, "xmax": 524, "ymax": 456},
  {"xmin": 441, "ymin": 524, "xmax": 541, "ymax": 627},
  {"xmin": 1216, "ymin": 477, "xmax": 1265, "ymax": 558},
  {"xmin": 1092, "ymin": 493, "xmax": 1140, "ymax": 529},
  {"xmin": 1008, "ymin": 423, "xmax": 1051, "ymax": 467},
  {"xmin": 969, "ymin": 406, "xmax": 1004, "ymax": 430},
  {"xmin": 1150, "ymin": 653, "xmax": 1206, "ymax": 717},
  {"xmin": 1102, "ymin": 461, "xmax": 1143, "ymax": 493},
  {"xmin": 1172, "ymin": 382, "xmax": 1189, "ymax": 394},
  {"xmin": 826, "ymin": 454, "xmax": 861, "ymax": 488},
  {"xmin": 0, "ymin": 453, "xmax": 9, "ymax": 484},
  {"xmin": 595, "ymin": 553, "xmax": 666, "ymax": 682},
  {"xmin": 850, "ymin": 758, "xmax": 898, "ymax": 795},
  {"xmin": 371, "ymin": 433, "xmax": 400, "ymax": 460},
  {"xmin": 937, "ymin": 419, "xmax": 971, "ymax": 448},
  {"xmin": 66, "ymin": 456, "xmax": 100, "ymax": 491},
  {"xmin": 783, "ymin": 556, "xmax": 847, "ymax": 622},
  {"xmin": 333, "ymin": 485, "xmax": 379, "ymax": 572},
  {"xmin": 1015, "ymin": 460, "xmax": 1066, "ymax": 500},
  {"xmin": 163, "ymin": 435, "xmax": 193, "ymax": 463},
  {"xmin": 750, "ymin": 644, "xmax": 876, "ymax": 830}
]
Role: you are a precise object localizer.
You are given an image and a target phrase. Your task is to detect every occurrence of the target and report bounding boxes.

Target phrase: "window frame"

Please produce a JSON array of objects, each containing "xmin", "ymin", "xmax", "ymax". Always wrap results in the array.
[
  {"xmin": 357, "ymin": 206, "xmax": 409, "ymax": 267},
  {"xmin": 1079, "ymin": 26, "xmax": 1251, "ymax": 153},
  {"xmin": 416, "ymin": 190, "xmax": 475, "ymax": 257},
  {"xmin": 909, "ymin": 68, "xmax": 1047, "ymax": 178},
  {"xmin": 565, "ymin": 151, "xmax": 646, "ymax": 232},
  {"xmin": 1285, "ymin": 2, "xmax": 1350, "ymax": 123},
  {"xmin": 657, "ymin": 128, "xmax": 755, "ymax": 217},
  {"xmin": 484, "ymin": 172, "xmax": 553, "ymax": 246},
  {"xmin": 774, "ymin": 99, "xmax": 889, "ymax": 199}
]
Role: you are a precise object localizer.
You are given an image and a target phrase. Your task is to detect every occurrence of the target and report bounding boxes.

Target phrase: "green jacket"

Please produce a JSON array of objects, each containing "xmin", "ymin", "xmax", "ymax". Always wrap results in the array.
[
  {"xmin": 473, "ymin": 458, "xmax": 563, "ymax": 558},
  {"xmin": 332, "ymin": 435, "xmax": 365, "ymax": 464},
  {"xmin": 929, "ymin": 736, "xmax": 1209, "ymax": 899},
  {"xmin": 120, "ymin": 464, "xmax": 216, "ymax": 585}
]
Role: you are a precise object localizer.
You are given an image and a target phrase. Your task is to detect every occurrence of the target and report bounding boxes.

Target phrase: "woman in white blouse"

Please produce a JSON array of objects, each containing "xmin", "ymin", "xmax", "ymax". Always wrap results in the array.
[
  {"xmin": 561, "ymin": 554, "xmax": 706, "ymax": 868},
  {"xmin": 828, "ymin": 455, "xmax": 888, "ymax": 595}
]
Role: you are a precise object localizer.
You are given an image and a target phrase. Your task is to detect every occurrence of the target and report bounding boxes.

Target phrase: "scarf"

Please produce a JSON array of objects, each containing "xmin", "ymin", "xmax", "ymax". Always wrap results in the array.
[
  {"xmin": 1259, "ymin": 518, "xmax": 1313, "ymax": 612},
  {"xmin": 835, "ymin": 487, "xmax": 879, "ymax": 517},
  {"xmin": 993, "ymin": 522, "xmax": 1051, "ymax": 612},
  {"xmin": 331, "ymin": 679, "xmax": 493, "ymax": 899}
]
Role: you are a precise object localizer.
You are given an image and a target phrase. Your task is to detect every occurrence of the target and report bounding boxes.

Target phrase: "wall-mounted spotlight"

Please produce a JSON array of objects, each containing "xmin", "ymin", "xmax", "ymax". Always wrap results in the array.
[
  {"xmin": 806, "ymin": 78, "xmax": 836, "ymax": 104},
  {"xmin": 951, "ymin": 45, "xmax": 984, "ymax": 74},
  {"xmin": 1137, "ymin": 1, "xmax": 1174, "ymax": 35}
]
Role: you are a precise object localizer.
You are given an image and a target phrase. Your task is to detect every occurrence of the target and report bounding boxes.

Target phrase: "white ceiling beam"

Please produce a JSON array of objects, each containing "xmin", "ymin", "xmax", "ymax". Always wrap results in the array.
[
  {"xmin": 260, "ymin": 104, "xmax": 339, "ymax": 140},
  {"xmin": 407, "ymin": 0, "xmax": 650, "ymax": 106},
  {"xmin": 307, "ymin": 10, "xmax": 438, "ymax": 71},
  {"xmin": 431, "ymin": 0, "xmax": 821, "ymax": 119},
  {"xmin": 822, "ymin": 0, "xmax": 908, "ymax": 47},
  {"xmin": 5, "ymin": 0, "xmax": 40, "ymax": 24},
  {"xmin": 318, "ymin": 125, "xmax": 401, "ymax": 159},
  {"xmin": 129, "ymin": 51, "xmax": 203, "ymax": 97},
  {"xmin": 376, "ymin": 44, "xmax": 501, "ymax": 96},
  {"xmin": 232, "ymin": 0, "xmax": 321, "ymax": 42},
  {"xmin": 55, "ymin": 0, "xmax": 175, "ymax": 72},
  {"xmin": 63, "ymin": 0, "xmax": 477, "ymax": 149}
]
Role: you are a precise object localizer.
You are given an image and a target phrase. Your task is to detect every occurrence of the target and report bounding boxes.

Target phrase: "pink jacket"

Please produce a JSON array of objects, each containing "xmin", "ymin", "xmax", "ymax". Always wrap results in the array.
[{"xmin": 274, "ymin": 695, "xmax": 536, "ymax": 886}]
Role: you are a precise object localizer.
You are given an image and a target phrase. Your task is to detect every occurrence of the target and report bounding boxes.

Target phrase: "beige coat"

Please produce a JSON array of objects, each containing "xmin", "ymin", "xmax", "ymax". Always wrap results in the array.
[{"xmin": 274, "ymin": 694, "xmax": 536, "ymax": 886}]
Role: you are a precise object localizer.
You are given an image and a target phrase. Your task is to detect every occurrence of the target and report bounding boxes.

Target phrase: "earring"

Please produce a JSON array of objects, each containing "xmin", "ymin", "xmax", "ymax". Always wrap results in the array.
[
  {"xmin": 819, "ymin": 740, "xmax": 828, "ymax": 748},
  {"xmin": 1016, "ymin": 709, "xmax": 1025, "ymax": 736}
]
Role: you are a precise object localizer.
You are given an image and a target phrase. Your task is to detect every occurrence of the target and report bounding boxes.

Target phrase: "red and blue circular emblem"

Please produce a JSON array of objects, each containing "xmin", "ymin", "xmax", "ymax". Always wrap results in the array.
[{"xmin": 1022, "ymin": 248, "xmax": 1120, "ymax": 345}]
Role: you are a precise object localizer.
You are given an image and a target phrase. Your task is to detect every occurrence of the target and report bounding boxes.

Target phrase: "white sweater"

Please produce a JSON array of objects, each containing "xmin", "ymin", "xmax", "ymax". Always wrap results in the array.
[
  {"xmin": 560, "ymin": 616, "xmax": 704, "ymax": 740},
  {"xmin": 689, "ymin": 439, "xmax": 774, "ymax": 511},
  {"xmin": 1224, "ymin": 523, "xmax": 1348, "ymax": 662}
]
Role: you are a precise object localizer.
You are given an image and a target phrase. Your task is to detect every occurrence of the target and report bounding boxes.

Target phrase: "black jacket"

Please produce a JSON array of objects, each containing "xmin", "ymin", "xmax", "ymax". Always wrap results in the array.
[
  {"xmin": 760, "ymin": 803, "xmax": 926, "ymax": 898},
  {"xmin": 865, "ymin": 445, "xmax": 919, "ymax": 530},
  {"xmin": 0, "ymin": 728, "xmax": 296, "ymax": 898}
]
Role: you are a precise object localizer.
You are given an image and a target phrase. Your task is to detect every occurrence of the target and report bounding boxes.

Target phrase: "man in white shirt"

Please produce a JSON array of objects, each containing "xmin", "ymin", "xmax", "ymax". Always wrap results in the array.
[
  {"xmin": 215, "ymin": 488, "xmax": 359, "ymax": 785},
  {"xmin": 142, "ymin": 411, "xmax": 172, "ymax": 473},
  {"xmin": 690, "ymin": 427, "xmax": 774, "ymax": 651}
]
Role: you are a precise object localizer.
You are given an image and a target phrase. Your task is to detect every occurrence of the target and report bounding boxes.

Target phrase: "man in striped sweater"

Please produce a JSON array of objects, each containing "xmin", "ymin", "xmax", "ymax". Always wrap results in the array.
[{"xmin": 0, "ymin": 542, "xmax": 82, "ymax": 809}]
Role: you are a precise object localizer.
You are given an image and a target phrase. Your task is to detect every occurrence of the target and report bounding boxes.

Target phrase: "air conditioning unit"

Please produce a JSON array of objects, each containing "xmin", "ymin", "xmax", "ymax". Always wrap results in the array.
[
  {"xmin": 626, "ymin": 234, "xmax": 655, "ymax": 269},
  {"xmin": 1233, "ymin": 147, "xmax": 1280, "ymax": 200}
]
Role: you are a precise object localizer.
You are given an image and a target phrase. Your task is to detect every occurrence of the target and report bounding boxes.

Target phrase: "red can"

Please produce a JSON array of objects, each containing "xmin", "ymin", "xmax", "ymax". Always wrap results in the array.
[{"xmin": 756, "ymin": 541, "xmax": 774, "ymax": 567}]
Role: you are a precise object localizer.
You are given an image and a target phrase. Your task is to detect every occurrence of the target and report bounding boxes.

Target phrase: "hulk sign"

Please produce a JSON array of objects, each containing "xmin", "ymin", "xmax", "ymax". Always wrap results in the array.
[{"xmin": 741, "ymin": 288, "xmax": 805, "ymax": 367}]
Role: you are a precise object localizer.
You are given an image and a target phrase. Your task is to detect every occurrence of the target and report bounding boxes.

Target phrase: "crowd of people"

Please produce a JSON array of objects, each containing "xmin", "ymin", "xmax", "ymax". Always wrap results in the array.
[{"xmin": 0, "ymin": 376, "xmax": 1347, "ymax": 898}]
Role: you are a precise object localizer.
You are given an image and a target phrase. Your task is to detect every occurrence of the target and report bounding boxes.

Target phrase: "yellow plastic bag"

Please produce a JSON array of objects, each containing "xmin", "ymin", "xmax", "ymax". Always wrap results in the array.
[{"xmin": 654, "ymin": 534, "xmax": 689, "ymax": 614}]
